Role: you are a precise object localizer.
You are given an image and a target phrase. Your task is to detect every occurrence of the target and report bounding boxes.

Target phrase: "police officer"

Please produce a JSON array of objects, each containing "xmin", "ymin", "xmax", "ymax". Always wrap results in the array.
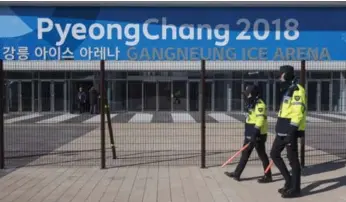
[
  {"xmin": 270, "ymin": 65, "xmax": 306, "ymax": 198},
  {"xmin": 225, "ymin": 84, "xmax": 272, "ymax": 183}
]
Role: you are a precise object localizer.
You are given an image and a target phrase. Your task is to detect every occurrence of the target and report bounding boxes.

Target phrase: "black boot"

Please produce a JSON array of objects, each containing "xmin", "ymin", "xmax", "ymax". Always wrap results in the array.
[
  {"xmin": 257, "ymin": 174, "xmax": 273, "ymax": 183},
  {"xmin": 278, "ymin": 187, "xmax": 289, "ymax": 194},
  {"xmin": 224, "ymin": 172, "xmax": 240, "ymax": 181},
  {"xmin": 278, "ymin": 180, "xmax": 291, "ymax": 194},
  {"xmin": 281, "ymin": 188, "xmax": 301, "ymax": 198}
]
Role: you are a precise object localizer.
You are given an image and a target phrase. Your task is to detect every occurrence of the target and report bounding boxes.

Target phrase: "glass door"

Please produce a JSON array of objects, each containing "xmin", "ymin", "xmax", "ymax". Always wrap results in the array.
[
  {"xmin": 158, "ymin": 81, "xmax": 171, "ymax": 111},
  {"xmin": 71, "ymin": 80, "xmax": 94, "ymax": 113},
  {"xmin": 7, "ymin": 81, "xmax": 19, "ymax": 112},
  {"xmin": 307, "ymin": 81, "xmax": 318, "ymax": 111},
  {"xmin": 128, "ymin": 81, "xmax": 142, "ymax": 111},
  {"xmin": 274, "ymin": 81, "xmax": 281, "ymax": 111},
  {"xmin": 188, "ymin": 81, "xmax": 212, "ymax": 111},
  {"xmin": 231, "ymin": 80, "xmax": 242, "ymax": 111},
  {"xmin": 173, "ymin": 81, "xmax": 187, "ymax": 111},
  {"xmin": 320, "ymin": 81, "xmax": 331, "ymax": 111},
  {"xmin": 189, "ymin": 82, "xmax": 199, "ymax": 111},
  {"xmin": 258, "ymin": 81, "xmax": 269, "ymax": 104},
  {"xmin": 54, "ymin": 81, "xmax": 65, "ymax": 112},
  {"xmin": 205, "ymin": 82, "xmax": 212, "ymax": 111},
  {"xmin": 21, "ymin": 81, "xmax": 33, "ymax": 112},
  {"xmin": 268, "ymin": 80, "xmax": 274, "ymax": 111},
  {"xmin": 41, "ymin": 81, "xmax": 51, "ymax": 112},
  {"xmin": 113, "ymin": 81, "xmax": 126, "ymax": 111},
  {"xmin": 144, "ymin": 82, "xmax": 157, "ymax": 111}
]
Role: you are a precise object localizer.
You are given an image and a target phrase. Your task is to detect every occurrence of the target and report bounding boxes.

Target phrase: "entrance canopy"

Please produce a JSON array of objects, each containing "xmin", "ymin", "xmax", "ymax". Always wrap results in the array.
[{"xmin": 3, "ymin": 60, "xmax": 346, "ymax": 71}]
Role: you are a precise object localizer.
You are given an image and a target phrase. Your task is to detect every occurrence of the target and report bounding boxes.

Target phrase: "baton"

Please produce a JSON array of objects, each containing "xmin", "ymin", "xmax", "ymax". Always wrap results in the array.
[
  {"xmin": 265, "ymin": 160, "xmax": 274, "ymax": 174},
  {"xmin": 221, "ymin": 143, "xmax": 250, "ymax": 168}
]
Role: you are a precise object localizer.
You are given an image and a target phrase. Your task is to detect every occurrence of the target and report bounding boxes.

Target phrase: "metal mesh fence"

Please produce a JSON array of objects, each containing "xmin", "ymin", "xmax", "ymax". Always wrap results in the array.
[{"xmin": 0, "ymin": 60, "xmax": 345, "ymax": 169}]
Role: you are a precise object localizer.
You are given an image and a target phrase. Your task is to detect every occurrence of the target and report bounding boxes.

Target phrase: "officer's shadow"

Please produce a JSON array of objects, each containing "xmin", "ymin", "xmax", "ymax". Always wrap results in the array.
[
  {"xmin": 298, "ymin": 159, "xmax": 346, "ymax": 197},
  {"xmin": 241, "ymin": 159, "xmax": 346, "ymax": 191},
  {"xmin": 301, "ymin": 159, "xmax": 345, "ymax": 177},
  {"xmin": 301, "ymin": 175, "xmax": 346, "ymax": 196}
]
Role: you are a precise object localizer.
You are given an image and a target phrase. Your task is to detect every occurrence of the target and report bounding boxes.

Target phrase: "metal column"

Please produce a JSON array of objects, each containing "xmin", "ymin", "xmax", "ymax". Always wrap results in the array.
[
  {"xmin": 156, "ymin": 82, "xmax": 159, "ymax": 112},
  {"xmin": 227, "ymin": 83, "xmax": 232, "ymax": 112},
  {"xmin": 141, "ymin": 81, "xmax": 144, "ymax": 112},
  {"xmin": 68, "ymin": 80, "xmax": 72, "ymax": 113},
  {"xmin": 317, "ymin": 81, "xmax": 321, "ymax": 112},
  {"xmin": 0, "ymin": 60, "xmax": 5, "ymax": 169},
  {"xmin": 187, "ymin": 81, "xmax": 190, "ymax": 111},
  {"xmin": 51, "ymin": 81, "xmax": 54, "ymax": 112},
  {"xmin": 31, "ymin": 82, "xmax": 35, "ymax": 112},
  {"xmin": 18, "ymin": 81, "xmax": 22, "ymax": 112},
  {"xmin": 64, "ymin": 81, "xmax": 67, "ymax": 112},
  {"xmin": 171, "ymin": 81, "xmax": 173, "ymax": 112},
  {"xmin": 329, "ymin": 81, "xmax": 333, "ymax": 111},
  {"xmin": 126, "ymin": 81, "xmax": 129, "ymax": 111},
  {"xmin": 211, "ymin": 81, "xmax": 215, "ymax": 111},
  {"xmin": 38, "ymin": 81, "xmax": 42, "ymax": 112},
  {"xmin": 273, "ymin": 82, "xmax": 276, "ymax": 111}
]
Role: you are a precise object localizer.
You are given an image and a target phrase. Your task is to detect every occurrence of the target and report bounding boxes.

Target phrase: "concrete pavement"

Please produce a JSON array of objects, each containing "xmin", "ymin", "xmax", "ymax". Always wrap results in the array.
[
  {"xmin": 3, "ymin": 122, "xmax": 345, "ymax": 168},
  {"xmin": 1, "ymin": 123, "xmax": 346, "ymax": 202},
  {"xmin": 0, "ymin": 162, "xmax": 345, "ymax": 202}
]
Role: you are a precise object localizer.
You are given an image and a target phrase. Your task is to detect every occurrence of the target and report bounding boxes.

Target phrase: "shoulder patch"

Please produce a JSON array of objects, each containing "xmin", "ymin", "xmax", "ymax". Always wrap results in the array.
[
  {"xmin": 294, "ymin": 96, "xmax": 300, "ymax": 101},
  {"xmin": 258, "ymin": 108, "xmax": 264, "ymax": 113}
]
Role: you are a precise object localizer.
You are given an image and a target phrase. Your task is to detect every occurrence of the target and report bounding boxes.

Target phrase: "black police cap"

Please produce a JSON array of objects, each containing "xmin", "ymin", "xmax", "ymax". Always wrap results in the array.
[
  {"xmin": 279, "ymin": 65, "xmax": 294, "ymax": 75},
  {"xmin": 243, "ymin": 84, "xmax": 260, "ymax": 97}
]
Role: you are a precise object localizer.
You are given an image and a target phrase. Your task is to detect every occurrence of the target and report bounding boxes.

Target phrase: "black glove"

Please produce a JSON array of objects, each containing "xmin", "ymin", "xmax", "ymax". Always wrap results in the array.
[
  {"xmin": 284, "ymin": 125, "xmax": 298, "ymax": 144},
  {"xmin": 250, "ymin": 128, "xmax": 261, "ymax": 144}
]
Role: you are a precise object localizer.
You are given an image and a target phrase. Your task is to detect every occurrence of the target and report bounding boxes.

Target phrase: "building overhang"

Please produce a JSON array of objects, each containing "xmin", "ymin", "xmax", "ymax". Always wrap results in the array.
[{"xmin": 3, "ymin": 61, "xmax": 346, "ymax": 71}]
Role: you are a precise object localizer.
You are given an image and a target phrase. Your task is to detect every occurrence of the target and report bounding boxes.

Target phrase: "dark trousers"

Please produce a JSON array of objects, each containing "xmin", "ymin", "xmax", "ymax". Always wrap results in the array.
[
  {"xmin": 90, "ymin": 104, "xmax": 97, "ymax": 114},
  {"xmin": 234, "ymin": 135, "xmax": 272, "ymax": 177},
  {"xmin": 270, "ymin": 133, "xmax": 301, "ymax": 190},
  {"xmin": 79, "ymin": 102, "xmax": 85, "ymax": 113}
]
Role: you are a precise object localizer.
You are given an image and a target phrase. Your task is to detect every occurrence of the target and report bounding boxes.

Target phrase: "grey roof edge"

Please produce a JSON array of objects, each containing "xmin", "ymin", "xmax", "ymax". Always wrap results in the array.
[{"xmin": 1, "ymin": 1, "xmax": 346, "ymax": 7}]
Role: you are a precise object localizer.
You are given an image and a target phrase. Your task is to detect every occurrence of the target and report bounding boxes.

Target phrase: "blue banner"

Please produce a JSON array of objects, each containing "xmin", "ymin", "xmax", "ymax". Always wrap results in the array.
[{"xmin": 1, "ymin": 6, "xmax": 346, "ymax": 61}]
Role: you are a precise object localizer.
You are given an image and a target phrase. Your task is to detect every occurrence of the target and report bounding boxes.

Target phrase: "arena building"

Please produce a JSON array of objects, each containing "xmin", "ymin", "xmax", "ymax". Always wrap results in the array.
[{"xmin": 1, "ymin": 4, "xmax": 346, "ymax": 113}]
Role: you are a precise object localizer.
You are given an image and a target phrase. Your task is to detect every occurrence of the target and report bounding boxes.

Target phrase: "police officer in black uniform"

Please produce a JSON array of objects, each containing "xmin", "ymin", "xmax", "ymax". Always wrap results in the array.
[
  {"xmin": 225, "ymin": 84, "xmax": 272, "ymax": 183},
  {"xmin": 270, "ymin": 65, "xmax": 306, "ymax": 198}
]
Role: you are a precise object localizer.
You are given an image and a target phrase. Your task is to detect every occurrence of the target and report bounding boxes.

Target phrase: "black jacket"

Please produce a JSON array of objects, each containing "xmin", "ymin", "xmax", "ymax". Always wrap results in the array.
[
  {"xmin": 77, "ymin": 92, "xmax": 86, "ymax": 103},
  {"xmin": 89, "ymin": 87, "xmax": 98, "ymax": 105}
]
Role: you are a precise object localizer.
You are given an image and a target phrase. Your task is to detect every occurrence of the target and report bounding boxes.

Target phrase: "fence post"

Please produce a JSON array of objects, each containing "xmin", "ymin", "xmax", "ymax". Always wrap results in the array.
[
  {"xmin": 100, "ymin": 60, "xmax": 106, "ymax": 169},
  {"xmin": 200, "ymin": 60, "xmax": 206, "ymax": 168},
  {"xmin": 104, "ymin": 92, "xmax": 116, "ymax": 159},
  {"xmin": 0, "ymin": 60, "xmax": 4, "ymax": 169},
  {"xmin": 300, "ymin": 60, "xmax": 306, "ymax": 168}
]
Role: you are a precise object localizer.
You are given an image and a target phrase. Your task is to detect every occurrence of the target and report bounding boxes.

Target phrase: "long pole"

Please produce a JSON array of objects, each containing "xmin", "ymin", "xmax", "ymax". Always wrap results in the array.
[
  {"xmin": 100, "ymin": 60, "xmax": 106, "ymax": 169},
  {"xmin": 0, "ymin": 60, "xmax": 4, "ymax": 169},
  {"xmin": 300, "ymin": 60, "xmax": 306, "ymax": 168},
  {"xmin": 200, "ymin": 60, "xmax": 206, "ymax": 169},
  {"xmin": 104, "ymin": 94, "xmax": 116, "ymax": 159}
]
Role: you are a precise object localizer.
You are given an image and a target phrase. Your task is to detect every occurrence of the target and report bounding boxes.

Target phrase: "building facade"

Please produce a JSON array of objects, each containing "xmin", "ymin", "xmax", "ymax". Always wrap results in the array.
[
  {"xmin": 4, "ymin": 61, "xmax": 346, "ymax": 113},
  {"xmin": 1, "ymin": 6, "xmax": 346, "ymax": 113}
]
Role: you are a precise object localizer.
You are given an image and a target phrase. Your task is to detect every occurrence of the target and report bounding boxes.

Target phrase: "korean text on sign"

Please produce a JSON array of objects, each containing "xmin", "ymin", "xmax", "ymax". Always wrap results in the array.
[
  {"xmin": 80, "ymin": 47, "xmax": 117, "ymax": 60},
  {"xmin": 34, "ymin": 47, "xmax": 75, "ymax": 60},
  {"xmin": 3, "ymin": 47, "xmax": 29, "ymax": 60}
]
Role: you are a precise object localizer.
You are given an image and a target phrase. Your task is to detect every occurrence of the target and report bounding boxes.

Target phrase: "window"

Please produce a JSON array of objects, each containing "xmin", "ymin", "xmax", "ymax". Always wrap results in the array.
[{"xmin": 5, "ymin": 71, "xmax": 33, "ymax": 80}]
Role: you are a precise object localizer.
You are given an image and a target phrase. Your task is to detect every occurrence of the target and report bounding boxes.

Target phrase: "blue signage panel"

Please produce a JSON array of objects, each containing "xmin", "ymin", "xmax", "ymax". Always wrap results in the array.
[{"xmin": 1, "ymin": 6, "xmax": 346, "ymax": 61}]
